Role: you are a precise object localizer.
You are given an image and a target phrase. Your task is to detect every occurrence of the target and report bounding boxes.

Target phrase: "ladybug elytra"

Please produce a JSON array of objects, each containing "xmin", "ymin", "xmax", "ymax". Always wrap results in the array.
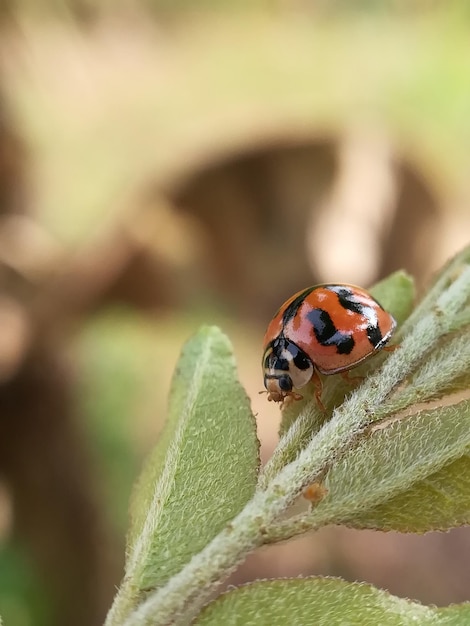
[{"xmin": 262, "ymin": 284, "xmax": 396, "ymax": 406}]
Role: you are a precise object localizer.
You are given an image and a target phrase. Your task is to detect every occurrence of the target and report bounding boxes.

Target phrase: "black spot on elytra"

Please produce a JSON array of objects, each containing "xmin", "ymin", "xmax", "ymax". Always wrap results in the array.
[
  {"xmin": 328, "ymin": 286, "xmax": 385, "ymax": 350},
  {"xmin": 307, "ymin": 308, "xmax": 355, "ymax": 355},
  {"xmin": 367, "ymin": 323, "xmax": 383, "ymax": 348},
  {"xmin": 307, "ymin": 308, "xmax": 336, "ymax": 342},
  {"xmin": 281, "ymin": 287, "xmax": 315, "ymax": 325},
  {"xmin": 336, "ymin": 335, "xmax": 356, "ymax": 354},
  {"xmin": 332, "ymin": 287, "xmax": 366, "ymax": 315}
]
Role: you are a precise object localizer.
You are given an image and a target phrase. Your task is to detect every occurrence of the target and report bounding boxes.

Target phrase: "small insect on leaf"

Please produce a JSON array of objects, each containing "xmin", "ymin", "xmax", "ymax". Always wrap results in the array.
[
  {"xmin": 262, "ymin": 284, "xmax": 396, "ymax": 407},
  {"xmin": 303, "ymin": 482, "xmax": 328, "ymax": 504}
]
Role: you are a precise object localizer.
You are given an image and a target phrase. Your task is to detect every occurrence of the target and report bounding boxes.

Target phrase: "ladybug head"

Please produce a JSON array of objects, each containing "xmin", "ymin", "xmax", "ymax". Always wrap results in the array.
[
  {"xmin": 262, "ymin": 339, "xmax": 313, "ymax": 403},
  {"xmin": 264, "ymin": 373, "xmax": 293, "ymax": 403}
]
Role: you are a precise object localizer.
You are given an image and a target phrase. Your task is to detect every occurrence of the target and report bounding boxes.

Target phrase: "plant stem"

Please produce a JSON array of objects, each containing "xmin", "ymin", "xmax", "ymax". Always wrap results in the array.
[{"xmin": 260, "ymin": 510, "xmax": 322, "ymax": 544}]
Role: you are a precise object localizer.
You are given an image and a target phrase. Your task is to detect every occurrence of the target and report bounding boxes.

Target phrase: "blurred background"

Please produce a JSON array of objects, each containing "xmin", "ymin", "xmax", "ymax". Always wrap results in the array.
[{"xmin": 1, "ymin": 1, "xmax": 470, "ymax": 624}]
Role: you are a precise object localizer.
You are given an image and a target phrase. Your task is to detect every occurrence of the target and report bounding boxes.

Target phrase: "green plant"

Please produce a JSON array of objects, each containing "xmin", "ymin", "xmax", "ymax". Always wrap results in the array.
[{"xmin": 104, "ymin": 244, "xmax": 470, "ymax": 626}]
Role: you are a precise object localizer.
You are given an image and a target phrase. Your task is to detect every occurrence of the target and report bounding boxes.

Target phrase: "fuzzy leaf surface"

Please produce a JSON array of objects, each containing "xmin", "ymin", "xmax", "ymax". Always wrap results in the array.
[
  {"xmin": 370, "ymin": 270, "xmax": 416, "ymax": 330},
  {"xmin": 312, "ymin": 398, "xmax": 470, "ymax": 532},
  {"xmin": 435, "ymin": 604, "xmax": 470, "ymax": 625},
  {"xmin": 107, "ymin": 326, "xmax": 259, "ymax": 624},
  {"xmin": 194, "ymin": 578, "xmax": 437, "ymax": 626}
]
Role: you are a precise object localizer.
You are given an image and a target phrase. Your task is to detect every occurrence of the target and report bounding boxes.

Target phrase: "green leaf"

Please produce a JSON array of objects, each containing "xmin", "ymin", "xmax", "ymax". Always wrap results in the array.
[
  {"xmin": 401, "ymin": 243, "xmax": 470, "ymax": 339},
  {"xmin": 106, "ymin": 326, "xmax": 259, "ymax": 625},
  {"xmin": 194, "ymin": 578, "xmax": 436, "ymax": 625},
  {"xmin": 369, "ymin": 270, "xmax": 416, "ymax": 328},
  {"xmin": 312, "ymin": 397, "xmax": 470, "ymax": 532},
  {"xmin": 359, "ymin": 452, "xmax": 470, "ymax": 532},
  {"xmin": 435, "ymin": 604, "xmax": 470, "ymax": 625}
]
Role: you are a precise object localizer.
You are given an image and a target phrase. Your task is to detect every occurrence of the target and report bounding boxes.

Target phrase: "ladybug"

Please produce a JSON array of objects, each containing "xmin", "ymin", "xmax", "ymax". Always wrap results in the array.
[{"xmin": 262, "ymin": 284, "xmax": 396, "ymax": 405}]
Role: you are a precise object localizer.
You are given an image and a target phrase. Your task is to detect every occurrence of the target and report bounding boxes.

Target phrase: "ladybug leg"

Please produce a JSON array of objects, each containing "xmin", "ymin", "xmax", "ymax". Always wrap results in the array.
[
  {"xmin": 279, "ymin": 391, "xmax": 303, "ymax": 409},
  {"xmin": 311, "ymin": 369, "xmax": 325, "ymax": 411},
  {"xmin": 383, "ymin": 343, "xmax": 400, "ymax": 352}
]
